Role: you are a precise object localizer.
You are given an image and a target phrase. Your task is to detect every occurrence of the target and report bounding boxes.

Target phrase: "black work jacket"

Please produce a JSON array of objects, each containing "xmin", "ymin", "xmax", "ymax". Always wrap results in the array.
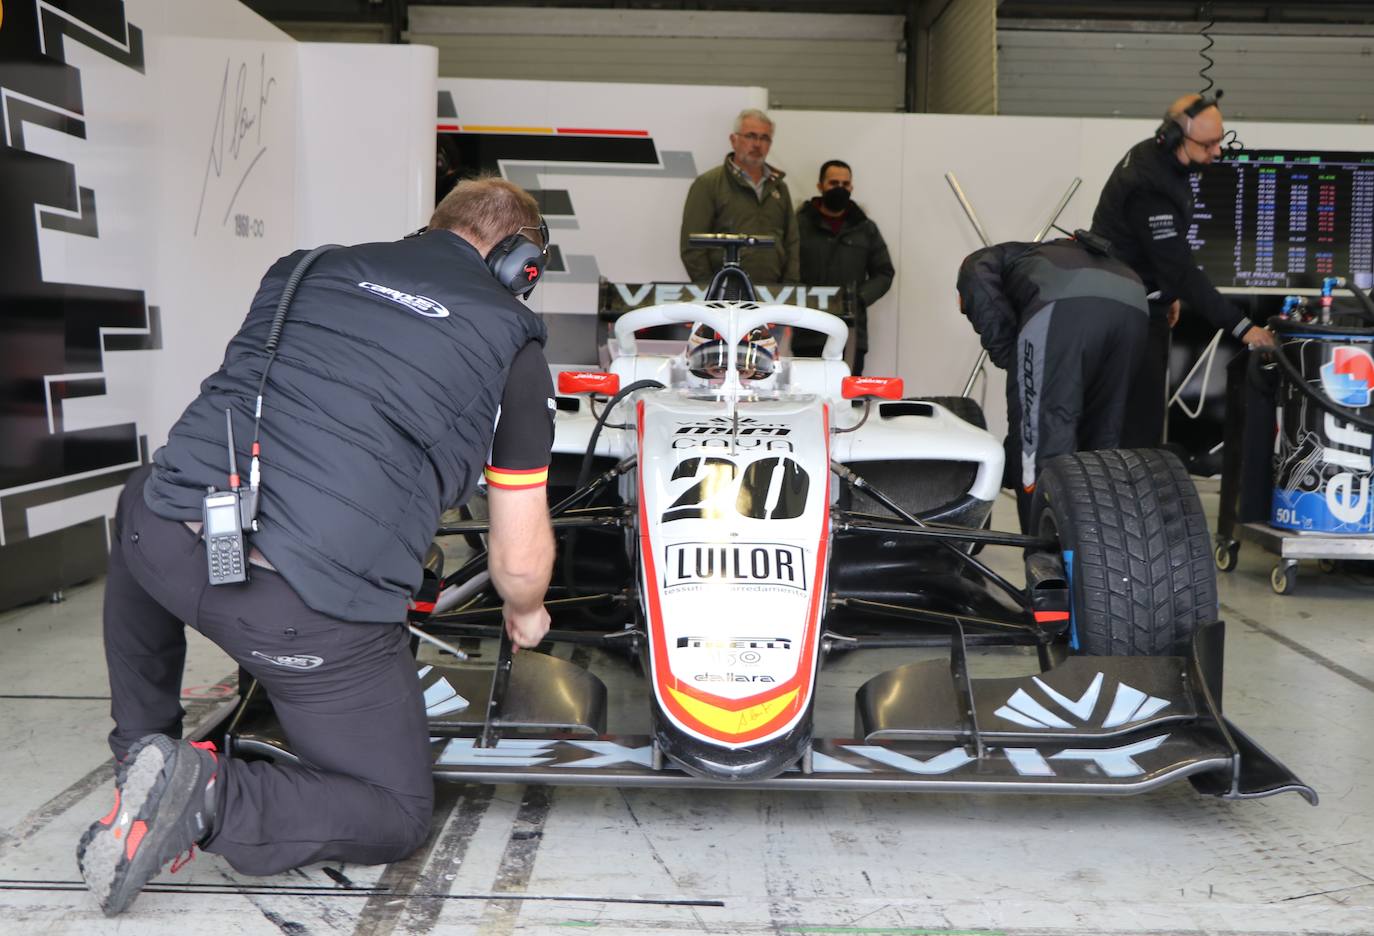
[
  {"xmin": 956, "ymin": 239, "xmax": 1148, "ymax": 370},
  {"xmin": 1090, "ymin": 139, "xmax": 1254, "ymax": 339},
  {"xmin": 796, "ymin": 199, "xmax": 894, "ymax": 307},
  {"xmin": 146, "ymin": 231, "xmax": 546, "ymax": 623},
  {"xmin": 796, "ymin": 199, "xmax": 894, "ymax": 350}
]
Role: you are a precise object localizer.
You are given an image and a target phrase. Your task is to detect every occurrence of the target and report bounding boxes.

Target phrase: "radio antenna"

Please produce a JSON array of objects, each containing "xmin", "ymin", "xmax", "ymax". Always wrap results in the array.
[{"xmin": 224, "ymin": 409, "xmax": 240, "ymax": 491}]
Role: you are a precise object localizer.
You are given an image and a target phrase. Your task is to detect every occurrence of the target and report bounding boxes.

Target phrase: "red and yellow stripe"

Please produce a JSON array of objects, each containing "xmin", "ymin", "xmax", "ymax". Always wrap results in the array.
[
  {"xmin": 484, "ymin": 465, "xmax": 548, "ymax": 490},
  {"xmin": 636, "ymin": 402, "xmax": 832, "ymax": 747}
]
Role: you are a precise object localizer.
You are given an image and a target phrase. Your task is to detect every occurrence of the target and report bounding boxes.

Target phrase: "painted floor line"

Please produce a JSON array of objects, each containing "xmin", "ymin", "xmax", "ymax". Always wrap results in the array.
[
  {"xmin": 0, "ymin": 880, "xmax": 724, "ymax": 906},
  {"xmin": 1221, "ymin": 601, "xmax": 1374, "ymax": 695}
]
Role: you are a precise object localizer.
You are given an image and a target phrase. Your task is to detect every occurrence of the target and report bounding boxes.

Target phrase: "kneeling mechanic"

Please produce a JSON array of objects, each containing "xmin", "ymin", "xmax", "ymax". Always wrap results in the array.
[{"xmin": 79, "ymin": 177, "xmax": 557, "ymax": 915}]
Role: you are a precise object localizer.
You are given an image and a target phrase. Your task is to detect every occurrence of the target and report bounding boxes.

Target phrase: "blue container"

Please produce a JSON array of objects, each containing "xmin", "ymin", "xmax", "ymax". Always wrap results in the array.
[{"xmin": 1271, "ymin": 320, "xmax": 1374, "ymax": 534}]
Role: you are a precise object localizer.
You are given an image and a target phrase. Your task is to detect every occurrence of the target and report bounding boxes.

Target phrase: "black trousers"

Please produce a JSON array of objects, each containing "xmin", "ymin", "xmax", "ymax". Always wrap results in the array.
[
  {"xmin": 103, "ymin": 466, "xmax": 433, "ymax": 875},
  {"xmin": 1006, "ymin": 300, "xmax": 1148, "ymax": 530},
  {"xmin": 1120, "ymin": 302, "xmax": 1172, "ymax": 448}
]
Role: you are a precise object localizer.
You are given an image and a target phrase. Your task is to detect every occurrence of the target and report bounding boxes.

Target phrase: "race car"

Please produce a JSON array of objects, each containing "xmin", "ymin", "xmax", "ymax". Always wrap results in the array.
[{"xmin": 225, "ymin": 236, "xmax": 1314, "ymax": 803}]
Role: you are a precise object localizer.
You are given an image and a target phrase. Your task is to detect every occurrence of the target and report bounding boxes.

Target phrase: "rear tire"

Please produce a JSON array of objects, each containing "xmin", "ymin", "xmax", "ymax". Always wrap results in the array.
[{"xmin": 1031, "ymin": 449, "xmax": 1216, "ymax": 657}]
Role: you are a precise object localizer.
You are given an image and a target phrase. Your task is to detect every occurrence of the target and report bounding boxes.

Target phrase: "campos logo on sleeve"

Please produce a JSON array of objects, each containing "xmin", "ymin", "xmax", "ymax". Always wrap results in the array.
[{"xmin": 358, "ymin": 281, "xmax": 450, "ymax": 318}]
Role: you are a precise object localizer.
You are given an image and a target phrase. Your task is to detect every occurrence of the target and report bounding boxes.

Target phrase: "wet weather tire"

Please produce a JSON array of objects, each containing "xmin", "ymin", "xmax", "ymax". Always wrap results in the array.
[{"xmin": 1031, "ymin": 449, "xmax": 1217, "ymax": 657}]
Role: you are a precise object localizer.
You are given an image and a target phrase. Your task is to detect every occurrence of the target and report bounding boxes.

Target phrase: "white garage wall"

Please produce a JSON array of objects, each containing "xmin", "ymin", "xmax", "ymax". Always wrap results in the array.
[
  {"xmin": 436, "ymin": 77, "xmax": 769, "ymax": 327},
  {"xmin": 1, "ymin": 0, "xmax": 435, "ymax": 600},
  {"xmin": 893, "ymin": 114, "xmax": 1087, "ymax": 433},
  {"xmin": 295, "ymin": 43, "xmax": 438, "ymax": 247},
  {"xmin": 768, "ymin": 111, "xmax": 907, "ymax": 379}
]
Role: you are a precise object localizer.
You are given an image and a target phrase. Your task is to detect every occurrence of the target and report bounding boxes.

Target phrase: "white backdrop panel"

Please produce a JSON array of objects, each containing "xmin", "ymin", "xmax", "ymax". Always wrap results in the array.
[
  {"xmin": 770, "ymin": 110, "xmax": 907, "ymax": 378},
  {"xmin": 896, "ymin": 114, "xmax": 1084, "ymax": 437},
  {"xmin": 436, "ymin": 78, "xmax": 768, "ymax": 321},
  {"xmin": 296, "ymin": 43, "xmax": 437, "ymax": 248}
]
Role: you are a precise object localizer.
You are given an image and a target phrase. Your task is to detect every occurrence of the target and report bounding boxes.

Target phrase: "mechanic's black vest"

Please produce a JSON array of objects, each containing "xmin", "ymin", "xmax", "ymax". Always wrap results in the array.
[
  {"xmin": 1090, "ymin": 138, "xmax": 1194, "ymax": 294},
  {"xmin": 146, "ymin": 230, "xmax": 546, "ymax": 623}
]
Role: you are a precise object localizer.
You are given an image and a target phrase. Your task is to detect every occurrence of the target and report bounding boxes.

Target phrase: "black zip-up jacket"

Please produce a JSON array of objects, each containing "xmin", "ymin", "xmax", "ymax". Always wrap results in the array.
[
  {"xmin": 796, "ymin": 199, "xmax": 894, "ymax": 352},
  {"xmin": 1090, "ymin": 138, "xmax": 1254, "ymax": 340},
  {"xmin": 145, "ymin": 230, "xmax": 547, "ymax": 623},
  {"xmin": 956, "ymin": 239, "xmax": 1148, "ymax": 370}
]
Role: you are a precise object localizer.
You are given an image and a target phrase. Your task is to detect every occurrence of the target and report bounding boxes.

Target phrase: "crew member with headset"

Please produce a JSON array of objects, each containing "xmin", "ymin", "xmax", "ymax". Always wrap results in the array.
[
  {"xmin": 78, "ymin": 177, "xmax": 557, "ymax": 916},
  {"xmin": 958, "ymin": 235, "xmax": 1149, "ymax": 531},
  {"xmin": 1090, "ymin": 91, "xmax": 1276, "ymax": 448}
]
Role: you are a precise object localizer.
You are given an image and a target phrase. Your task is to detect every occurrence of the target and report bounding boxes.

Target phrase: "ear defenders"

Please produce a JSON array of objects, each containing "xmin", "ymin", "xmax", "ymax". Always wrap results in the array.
[
  {"xmin": 485, "ymin": 219, "xmax": 550, "ymax": 298},
  {"xmin": 1155, "ymin": 90, "xmax": 1224, "ymax": 150}
]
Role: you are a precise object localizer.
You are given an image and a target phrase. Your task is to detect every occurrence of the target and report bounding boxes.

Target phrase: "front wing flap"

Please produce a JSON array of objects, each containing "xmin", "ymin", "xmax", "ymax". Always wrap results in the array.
[{"xmin": 426, "ymin": 722, "xmax": 1289, "ymax": 797}]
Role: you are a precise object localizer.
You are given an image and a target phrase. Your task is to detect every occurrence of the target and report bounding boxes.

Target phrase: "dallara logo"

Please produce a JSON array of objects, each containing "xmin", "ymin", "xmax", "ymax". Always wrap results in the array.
[{"xmin": 358, "ymin": 281, "xmax": 450, "ymax": 318}]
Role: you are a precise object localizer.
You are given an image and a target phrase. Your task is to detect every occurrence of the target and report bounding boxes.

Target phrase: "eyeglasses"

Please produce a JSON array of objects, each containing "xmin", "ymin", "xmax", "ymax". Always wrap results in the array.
[{"xmin": 734, "ymin": 132, "xmax": 773, "ymax": 145}]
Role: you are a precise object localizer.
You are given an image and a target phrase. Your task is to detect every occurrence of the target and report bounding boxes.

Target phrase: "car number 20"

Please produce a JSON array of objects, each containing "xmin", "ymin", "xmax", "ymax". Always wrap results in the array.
[{"xmin": 661, "ymin": 456, "xmax": 810, "ymax": 523}]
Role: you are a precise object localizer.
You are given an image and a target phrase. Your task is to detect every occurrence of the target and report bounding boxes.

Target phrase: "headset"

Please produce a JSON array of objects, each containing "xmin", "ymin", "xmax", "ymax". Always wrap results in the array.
[
  {"xmin": 485, "ymin": 218, "xmax": 550, "ymax": 299},
  {"xmin": 1155, "ymin": 90, "xmax": 1224, "ymax": 151},
  {"xmin": 405, "ymin": 218, "xmax": 551, "ymax": 299}
]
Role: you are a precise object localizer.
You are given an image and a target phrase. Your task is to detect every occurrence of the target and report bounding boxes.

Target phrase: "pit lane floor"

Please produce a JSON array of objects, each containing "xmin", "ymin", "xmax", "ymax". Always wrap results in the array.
[{"xmin": 1, "ymin": 482, "xmax": 1371, "ymax": 936}]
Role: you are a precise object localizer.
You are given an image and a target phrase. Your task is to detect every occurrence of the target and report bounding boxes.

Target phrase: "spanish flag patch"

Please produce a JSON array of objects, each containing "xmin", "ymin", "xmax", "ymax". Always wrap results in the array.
[{"xmin": 484, "ymin": 465, "xmax": 549, "ymax": 490}]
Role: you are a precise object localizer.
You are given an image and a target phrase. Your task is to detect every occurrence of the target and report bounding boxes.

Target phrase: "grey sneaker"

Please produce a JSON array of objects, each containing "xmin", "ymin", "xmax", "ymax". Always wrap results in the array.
[{"xmin": 76, "ymin": 735, "xmax": 219, "ymax": 915}]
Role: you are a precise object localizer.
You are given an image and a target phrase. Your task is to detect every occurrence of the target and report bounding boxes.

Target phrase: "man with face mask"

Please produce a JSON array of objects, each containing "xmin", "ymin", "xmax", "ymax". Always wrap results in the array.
[
  {"xmin": 1090, "ymin": 92, "xmax": 1276, "ymax": 447},
  {"xmin": 794, "ymin": 160, "xmax": 894, "ymax": 374}
]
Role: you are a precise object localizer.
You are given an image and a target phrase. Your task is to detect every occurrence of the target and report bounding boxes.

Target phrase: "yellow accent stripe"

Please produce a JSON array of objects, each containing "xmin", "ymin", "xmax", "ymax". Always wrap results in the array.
[
  {"xmin": 484, "ymin": 466, "xmax": 548, "ymax": 489},
  {"xmin": 459, "ymin": 125, "xmax": 554, "ymax": 135},
  {"xmin": 665, "ymin": 685, "xmax": 799, "ymax": 737}
]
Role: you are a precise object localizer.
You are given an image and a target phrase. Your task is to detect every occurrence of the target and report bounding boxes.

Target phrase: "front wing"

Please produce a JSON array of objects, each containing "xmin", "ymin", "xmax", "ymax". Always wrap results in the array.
[
  {"xmin": 426, "ymin": 722, "xmax": 1301, "ymax": 798},
  {"xmin": 225, "ymin": 622, "xmax": 1316, "ymax": 803}
]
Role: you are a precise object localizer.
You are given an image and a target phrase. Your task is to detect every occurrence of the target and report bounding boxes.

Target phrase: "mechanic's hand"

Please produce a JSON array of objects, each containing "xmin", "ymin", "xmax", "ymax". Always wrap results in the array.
[
  {"xmin": 1166, "ymin": 300, "xmax": 1181, "ymax": 328},
  {"xmin": 1241, "ymin": 325, "xmax": 1278, "ymax": 350},
  {"xmin": 503, "ymin": 603, "xmax": 551, "ymax": 651}
]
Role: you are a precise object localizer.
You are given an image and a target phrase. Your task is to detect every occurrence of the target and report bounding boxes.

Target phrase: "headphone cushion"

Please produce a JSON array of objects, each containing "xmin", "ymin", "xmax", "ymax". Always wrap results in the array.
[{"xmin": 486, "ymin": 236, "xmax": 546, "ymax": 293}]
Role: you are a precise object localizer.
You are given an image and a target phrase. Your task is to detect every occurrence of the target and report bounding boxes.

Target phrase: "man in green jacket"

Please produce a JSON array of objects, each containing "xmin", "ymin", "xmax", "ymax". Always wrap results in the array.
[
  {"xmin": 795, "ymin": 159, "xmax": 895, "ymax": 374},
  {"xmin": 680, "ymin": 108, "xmax": 800, "ymax": 286}
]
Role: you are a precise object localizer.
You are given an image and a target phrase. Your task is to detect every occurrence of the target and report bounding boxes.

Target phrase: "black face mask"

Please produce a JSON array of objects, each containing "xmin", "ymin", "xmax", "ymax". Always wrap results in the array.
[{"xmin": 821, "ymin": 187, "xmax": 851, "ymax": 213}]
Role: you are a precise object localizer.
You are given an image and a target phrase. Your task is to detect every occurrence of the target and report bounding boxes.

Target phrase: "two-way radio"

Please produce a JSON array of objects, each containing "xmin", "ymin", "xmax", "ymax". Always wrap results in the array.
[
  {"xmin": 203, "ymin": 244, "xmax": 339, "ymax": 586},
  {"xmin": 202, "ymin": 409, "xmax": 251, "ymax": 585}
]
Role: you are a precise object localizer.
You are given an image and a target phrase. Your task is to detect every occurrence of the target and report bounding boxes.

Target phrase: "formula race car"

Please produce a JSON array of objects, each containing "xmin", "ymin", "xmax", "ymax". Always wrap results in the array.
[{"xmin": 225, "ymin": 236, "xmax": 1315, "ymax": 803}]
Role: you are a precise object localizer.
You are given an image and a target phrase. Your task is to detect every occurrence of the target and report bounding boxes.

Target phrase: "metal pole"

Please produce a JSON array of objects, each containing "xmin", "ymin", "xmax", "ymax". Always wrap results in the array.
[
  {"xmin": 1032, "ymin": 177, "xmax": 1083, "ymax": 243},
  {"xmin": 946, "ymin": 172, "xmax": 993, "ymax": 397},
  {"xmin": 944, "ymin": 172, "xmax": 992, "ymax": 248},
  {"xmin": 952, "ymin": 175, "xmax": 1084, "ymax": 399}
]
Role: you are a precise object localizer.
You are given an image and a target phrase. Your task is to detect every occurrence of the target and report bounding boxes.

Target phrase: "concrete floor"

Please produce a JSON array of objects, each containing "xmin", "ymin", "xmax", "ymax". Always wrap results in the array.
[{"xmin": 1, "ymin": 483, "xmax": 1371, "ymax": 935}]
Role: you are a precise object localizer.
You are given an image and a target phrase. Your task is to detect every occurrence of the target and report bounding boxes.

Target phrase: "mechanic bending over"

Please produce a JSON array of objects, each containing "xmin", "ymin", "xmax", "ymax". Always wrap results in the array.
[
  {"xmin": 1090, "ymin": 91, "xmax": 1276, "ymax": 448},
  {"xmin": 78, "ymin": 177, "xmax": 557, "ymax": 916},
  {"xmin": 957, "ymin": 237, "xmax": 1149, "ymax": 531}
]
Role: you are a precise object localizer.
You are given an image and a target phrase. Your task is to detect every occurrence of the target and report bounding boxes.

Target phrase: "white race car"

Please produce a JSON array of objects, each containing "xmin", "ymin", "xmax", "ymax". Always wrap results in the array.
[{"xmin": 228, "ymin": 239, "xmax": 1314, "ymax": 804}]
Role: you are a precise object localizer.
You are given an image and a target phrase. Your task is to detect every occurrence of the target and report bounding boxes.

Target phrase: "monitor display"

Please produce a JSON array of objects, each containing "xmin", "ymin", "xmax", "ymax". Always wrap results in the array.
[{"xmin": 1188, "ymin": 149, "xmax": 1374, "ymax": 289}]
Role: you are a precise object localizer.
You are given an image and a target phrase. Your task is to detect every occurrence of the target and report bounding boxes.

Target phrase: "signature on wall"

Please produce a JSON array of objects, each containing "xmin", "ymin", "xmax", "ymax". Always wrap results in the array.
[{"xmin": 193, "ymin": 53, "xmax": 277, "ymax": 237}]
